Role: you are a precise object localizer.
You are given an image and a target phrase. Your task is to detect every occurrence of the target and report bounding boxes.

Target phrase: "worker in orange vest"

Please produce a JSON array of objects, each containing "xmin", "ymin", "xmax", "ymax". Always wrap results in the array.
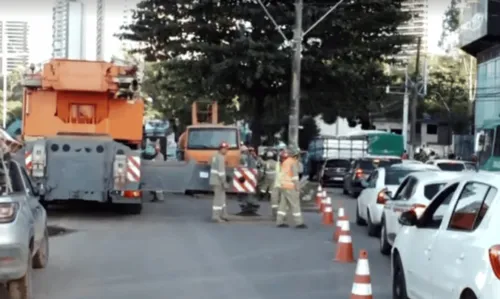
[{"xmin": 276, "ymin": 148, "xmax": 307, "ymax": 229}]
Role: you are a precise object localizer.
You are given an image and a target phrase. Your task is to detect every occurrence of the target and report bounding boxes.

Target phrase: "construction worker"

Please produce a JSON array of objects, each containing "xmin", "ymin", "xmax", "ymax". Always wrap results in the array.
[
  {"xmin": 269, "ymin": 150, "xmax": 285, "ymax": 219},
  {"xmin": 276, "ymin": 148, "xmax": 307, "ymax": 228},
  {"xmin": 260, "ymin": 151, "xmax": 277, "ymax": 202},
  {"xmin": 209, "ymin": 141, "xmax": 230, "ymax": 223},
  {"xmin": 151, "ymin": 144, "xmax": 165, "ymax": 202}
]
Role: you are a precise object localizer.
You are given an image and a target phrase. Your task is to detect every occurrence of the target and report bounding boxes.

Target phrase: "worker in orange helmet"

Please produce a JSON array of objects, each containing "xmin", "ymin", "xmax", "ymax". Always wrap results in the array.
[
  {"xmin": 209, "ymin": 141, "xmax": 230, "ymax": 222},
  {"xmin": 276, "ymin": 148, "xmax": 307, "ymax": 228}
]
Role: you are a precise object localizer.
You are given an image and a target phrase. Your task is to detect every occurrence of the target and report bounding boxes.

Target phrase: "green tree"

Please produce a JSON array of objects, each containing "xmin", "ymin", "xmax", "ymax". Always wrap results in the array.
[
  {"xmin": 423, "ymin": 55, "xmax": 470, "ymax": 134},
  {"xmin": 120, "ymin": 0, "xmax": 413, "ymax": 144},
  {"xmin": 438, "ymin": 0, "xmax": 460, "ymax": 50}
]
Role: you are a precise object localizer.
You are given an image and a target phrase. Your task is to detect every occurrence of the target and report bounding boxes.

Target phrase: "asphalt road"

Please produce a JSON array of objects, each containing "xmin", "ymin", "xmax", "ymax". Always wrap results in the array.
[{"xmin": 26, "ymin": 188, "xmax": 391, "ymax": 299}]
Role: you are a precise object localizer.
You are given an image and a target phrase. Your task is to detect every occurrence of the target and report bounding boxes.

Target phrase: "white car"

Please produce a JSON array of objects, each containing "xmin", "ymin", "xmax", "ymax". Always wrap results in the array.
[
  {"xmin": 426, "ymin": 159, "xmax": 467, "ymax": 171},
  {"xmin": 379, "ymin": 171, "xmax": 461, "ymax": 255},
  {"xmin": 391, "ymin": 171, "xmax": 500, "ymax": 299},
  {"xmin": 355, "ymin": 165, "xmax": 438, "ymax": 237}
]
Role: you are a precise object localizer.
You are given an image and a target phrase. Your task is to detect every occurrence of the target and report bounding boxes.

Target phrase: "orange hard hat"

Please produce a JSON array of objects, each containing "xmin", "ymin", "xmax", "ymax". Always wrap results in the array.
[{"xmin": 220, "ymin": 141, "xmax": 229, "ymax": 149}]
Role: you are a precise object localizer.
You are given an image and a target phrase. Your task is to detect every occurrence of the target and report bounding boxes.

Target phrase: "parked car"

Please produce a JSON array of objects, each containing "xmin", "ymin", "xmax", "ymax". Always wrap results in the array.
[
  {"xmin": 319, "ymin": 158, "xmax": 351, "ymax": 187},
  {"xmin": 379, "ymin": 171, "xmax": 461, "ymax": 255},
  {"xmin": 425, "ymin": 159, "xmax": 467, "ymax": 171},
  {"xmin": 0, "ymin": 160, "xmax": 49, "ymax": 299},
  {"xmin": 391, "ymin": 171, "xmax": 499, "ymax": 299},
  {"xmin": 355, "ymin": 165, "xmax": 438, "ymax": 236},
  {"xmin": 343, "ymin": 156, "xmax": 402, "ymax": 197}
]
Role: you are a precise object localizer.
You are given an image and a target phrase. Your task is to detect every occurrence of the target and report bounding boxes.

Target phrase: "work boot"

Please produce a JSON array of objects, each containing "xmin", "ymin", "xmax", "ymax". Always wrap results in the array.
[
  {"xmin": 212, "ymin": 218, "xmax": 226, "ymax": 224},
  {"xmin": 296, "ymin": 224, "xmax": 308, "ymax": 229},
  {"xmin": 277, "ymin": 224, "xmax": 289, "ymax": 228}
]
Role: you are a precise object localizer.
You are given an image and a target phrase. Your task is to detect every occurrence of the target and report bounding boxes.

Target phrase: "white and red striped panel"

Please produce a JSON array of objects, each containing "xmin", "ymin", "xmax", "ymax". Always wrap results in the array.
[
  {"xmin": 126, "ymin": 156, "xmax": 141, "ymax": 182},
  {"xmin": 25, "ymin": 151, "xmax": 32, "ymax": 170},
  {"xmin": 232, "ymin": 167, "xmax": 258, "ymax": 193}
]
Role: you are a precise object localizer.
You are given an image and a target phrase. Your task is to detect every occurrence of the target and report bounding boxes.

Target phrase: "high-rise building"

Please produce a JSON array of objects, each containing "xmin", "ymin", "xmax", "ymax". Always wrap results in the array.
[
  {"xmin": 52, "ymin": 0, "xmax": 85, "ymax": 59},
  {"xmin": 0, "ymin": 20, "xmax": 29, "ymax": 73},
  {"xmin": 96, "ymin": 0, "xmax": 104, "ymax": 60},
  {"xmin": 396, "ymin": 0, "xmax": 429, "ymax": 63}
]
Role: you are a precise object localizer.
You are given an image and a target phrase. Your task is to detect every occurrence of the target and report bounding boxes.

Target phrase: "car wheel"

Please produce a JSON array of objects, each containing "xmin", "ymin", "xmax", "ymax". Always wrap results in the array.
[
  {"xmin": 392, "ymin": 254, "xmax": 408, "ymax": 299},
  {"xmin": 460, "ymin": 289, "xmax": 477, "ymax": 299},
  {"xmin": 33, "ymin": 228, "xmax": 49, "ymax": 269},
  {"xmin": 367, "ymin": 210, "xmax": 380, "ymax": 237},
  {"xmin": 7, "ymin": 255, "xmax": 32, "ymax": 299},
  {"xmin": 380, "ymin": 218, "xmax": 391, "ymax": 255},
  {"xmin": 356, "ymin": 205, "xmax": 366, "ymax": 226}
]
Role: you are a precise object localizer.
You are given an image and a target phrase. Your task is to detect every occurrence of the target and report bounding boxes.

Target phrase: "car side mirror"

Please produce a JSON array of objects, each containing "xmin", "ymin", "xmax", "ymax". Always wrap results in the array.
[
  {"xmin": 384, "ymin": 190, "xmax": 393, "ymax": 199},
  {"xmin": 398, "ymin": 210, "xmax": 418, "ymax": 226}
]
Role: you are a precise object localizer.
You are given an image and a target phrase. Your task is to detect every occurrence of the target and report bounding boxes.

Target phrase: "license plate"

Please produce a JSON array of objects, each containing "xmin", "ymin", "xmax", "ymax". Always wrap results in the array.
[
  {"xmin": 333, "ymin": 177, "xmax": 343, "ymax": 181},
  {"xmin": 199, "ymin": 171, "xmax": 209, "ymax": 178}
]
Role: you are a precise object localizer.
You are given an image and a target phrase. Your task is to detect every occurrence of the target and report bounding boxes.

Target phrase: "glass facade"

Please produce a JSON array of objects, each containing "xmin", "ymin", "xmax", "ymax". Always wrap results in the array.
[{"xmin": 475, "ymin": 58, "xmax": 500, "ymax": 129}]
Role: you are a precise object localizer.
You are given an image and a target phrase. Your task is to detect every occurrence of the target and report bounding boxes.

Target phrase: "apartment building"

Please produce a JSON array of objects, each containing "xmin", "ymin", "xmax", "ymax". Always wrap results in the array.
[
  {"xmin": 0, "ymin": 20, "xmax": 29, "ymax": 73},
  {"xmin": 396, "ymin": 0, "xmax": 429, "ymax": 63},
  {"xmin": 52, "ymin": 0, "xmax": 85, "ymax": 59}
]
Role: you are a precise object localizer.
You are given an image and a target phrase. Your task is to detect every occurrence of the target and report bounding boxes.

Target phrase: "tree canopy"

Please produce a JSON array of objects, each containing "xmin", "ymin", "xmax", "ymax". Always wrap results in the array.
[{"xmin": 120, "ymin": 0, "xmax": 414, "ymax": 145}]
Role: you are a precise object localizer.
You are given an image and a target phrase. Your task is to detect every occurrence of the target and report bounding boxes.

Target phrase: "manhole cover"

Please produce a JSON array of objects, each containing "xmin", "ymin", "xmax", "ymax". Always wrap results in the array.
[{"xmin": 48, "ymin": 226, "xmax": 76, "ymax": 237}]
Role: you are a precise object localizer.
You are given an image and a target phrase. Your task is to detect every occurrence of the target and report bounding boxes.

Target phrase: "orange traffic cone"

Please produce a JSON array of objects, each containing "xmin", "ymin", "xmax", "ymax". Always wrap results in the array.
[
  {"xmin": 322, "ymin": 197, "xmax": 334, "ymax": 225},
  {"xmin": 351, "ymin": 250, "xmax": 373, "ymax": 299},
  {"xmin": 334, "ymin": 216, "xmax": 354, "ymax": 263},
  {"xmin": 315, "ymin": 185, "xmax": 323, "ymax": 209},
  {"xmin": 319, "ymin": 191, "xmax": 327, "ymax": 213},
  {"xmin": 333, "ymin": 207, "xmax": 347, "ymax": 242}
]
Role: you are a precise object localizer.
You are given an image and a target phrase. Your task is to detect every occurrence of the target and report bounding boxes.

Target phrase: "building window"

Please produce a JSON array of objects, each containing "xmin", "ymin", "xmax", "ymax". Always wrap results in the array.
[{"xmin": 426, "ymin": 124, "xmax": 437, "ymax": 135}]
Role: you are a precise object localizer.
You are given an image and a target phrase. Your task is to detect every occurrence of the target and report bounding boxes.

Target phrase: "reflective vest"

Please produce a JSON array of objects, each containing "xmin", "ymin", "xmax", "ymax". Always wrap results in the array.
[{"xmin": 279, "ymin": 158, "xmax": 297, "ymax": 190}]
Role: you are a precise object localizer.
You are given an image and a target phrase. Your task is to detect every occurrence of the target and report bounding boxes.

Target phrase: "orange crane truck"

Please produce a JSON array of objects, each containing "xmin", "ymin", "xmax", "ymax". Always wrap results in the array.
[
  {"xmin": 16, "ymin": 59, "xmax": 144, "ymax": 214},
  {"xmin": 141, "ymin": 101, "xmax": 259, "ymax": 195}
]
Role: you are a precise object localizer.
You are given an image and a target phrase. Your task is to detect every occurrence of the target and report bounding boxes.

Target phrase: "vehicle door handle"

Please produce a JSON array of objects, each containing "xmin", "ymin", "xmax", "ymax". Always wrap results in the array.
[
  {"xmin": 424, "ymin": 246, "xmax": 432, "ymax": 255},
  {"xmin": 457, "ymin": 253, "xmax": 465, "ymax": 262}
]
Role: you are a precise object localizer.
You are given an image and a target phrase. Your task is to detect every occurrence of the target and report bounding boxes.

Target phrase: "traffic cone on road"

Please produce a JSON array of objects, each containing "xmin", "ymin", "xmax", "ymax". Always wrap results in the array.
[
  {"xmin": 333, "ymin": 206, "xmax": 347, "ymax": 242},
  {"xmin": 315, "ymin": 185, "xmax": 323, "ymax": 209},
  {"xmin": 319, "ymin": 191, "xmax": 327, "ymax": 213},
  {"xmin": 334, "ymin": 216, "xmax": 354, "ymax": 263},
  {"xmin": 322, "ymin": 197, "xmax": 334, "ymax": 225},
  {"xmin": 351, "ymin": 250, "xmax": 373, "ymax": 299}
]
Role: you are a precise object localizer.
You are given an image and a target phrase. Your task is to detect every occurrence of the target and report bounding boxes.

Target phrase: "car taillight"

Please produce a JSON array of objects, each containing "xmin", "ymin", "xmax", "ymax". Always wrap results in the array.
[
  {"xmin": 123, "ymin": 190, "xmax": 142, "ymax": 198},
  {"xmin": 0, "ymin": 203, "xmax": 19, "ymax": 223},
  {"xmin": 489, "ymin": 245, "xmax": 500, "ymax": 279},
  {"xmin": 410, "ymin": 204, "xmax": 427, "ymax": 218},
  {"xmin": 355, "ymin": 168, "xmax": 363, "ymax": 178},
  {"xmin": 377, "ymin": 188, "xmax": 388, "ymax": 204}
]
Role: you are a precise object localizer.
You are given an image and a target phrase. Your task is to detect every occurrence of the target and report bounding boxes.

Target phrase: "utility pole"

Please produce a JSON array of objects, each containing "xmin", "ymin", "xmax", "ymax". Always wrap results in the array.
[
  {"xmin": 409, "ymin": 37, "xmax": 422, "ymax": 158},
  {"xmin": 402, "ymin": 68, "xmax": 409, "ymax": 150},
  {"xmin": 288, "ymin": 0, "xmax": 303, "ymax": 147},
  {"xmin": 257, "ymin": 0, "xmax": 346, "ymax": 148}
]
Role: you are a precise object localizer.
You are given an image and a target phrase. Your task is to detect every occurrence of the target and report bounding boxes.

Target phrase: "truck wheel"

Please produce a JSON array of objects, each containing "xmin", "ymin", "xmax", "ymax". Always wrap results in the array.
[
  {"xmin": 122, "ymin": 203, "xmax": 142, "ymax": 215},
  {"xmin": 7, "ymin": 257, "xmax": 32, "ymax": 299},
  {"xmin": 33, "ymin": 229, "xmax": 49, "ymax": 269}
]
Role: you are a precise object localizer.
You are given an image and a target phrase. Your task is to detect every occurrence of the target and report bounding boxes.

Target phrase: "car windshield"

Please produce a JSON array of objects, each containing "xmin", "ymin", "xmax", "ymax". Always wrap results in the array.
[
  {"xmin": 437, "ymin": 162, "xmax": 465, "ymax": 171},
  {"xmin": 187, "ymin": 128, "xmax": 238, "ymax": 149},
  {"xmin": 424, "ymin": 183, "xmax": 446, "ymax": 200},
  {"xmin": 384, "ymin": 170, "xmax": 414, "ymax": 185},
  {"xmin": 358, "ymin": 158, "xmax": 401, "ymax": 170},
  {"xmin": 325, "ymin": 159, "xmax": 350, "ymax": 168}
]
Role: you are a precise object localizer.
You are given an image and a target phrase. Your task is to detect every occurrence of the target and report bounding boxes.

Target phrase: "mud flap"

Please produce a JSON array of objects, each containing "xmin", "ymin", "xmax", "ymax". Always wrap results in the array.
[
  {"xmin": 300, "ymin": 176, "xmax": 319, "ymax": 212},
  {"xmin": 140, "ymin": 160, "xmax": 198, "ymax": 193}
]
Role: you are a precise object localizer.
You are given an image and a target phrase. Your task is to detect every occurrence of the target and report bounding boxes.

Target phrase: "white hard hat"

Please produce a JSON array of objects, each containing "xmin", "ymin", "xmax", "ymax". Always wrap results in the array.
[{"xmin": 266, "ymin": 151, "xmax": 273, "ymax": 158}]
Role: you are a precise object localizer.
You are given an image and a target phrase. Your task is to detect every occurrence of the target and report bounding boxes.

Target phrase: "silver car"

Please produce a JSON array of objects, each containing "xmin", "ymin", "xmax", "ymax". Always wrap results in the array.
[{"xmin": 0, "ymin": 160, "xmax": 49, "ymax": 299}]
